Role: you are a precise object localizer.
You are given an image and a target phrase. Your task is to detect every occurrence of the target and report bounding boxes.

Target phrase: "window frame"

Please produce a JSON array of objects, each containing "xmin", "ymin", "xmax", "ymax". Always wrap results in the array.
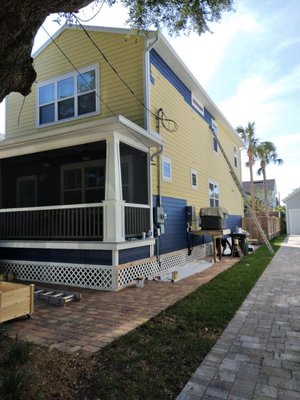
[
  {"xmin": 208, "ymin": 180, "xmax": 220, "ymax": 208},
  {"xmin": 60, "ymin": 159, "xmax": 105, "ymax": 205},
  {"xmin": 191, "ymin": 93, "xmax": 204, "ymax": 116},
  {"xmin": 36, "ymin": 63, "xmax": 99, "ymax": 128},
  {"xmin": 191, "ymin": 168, "xmax": 198, "ymax": 189},
  {"xmin": 162, "ymin": 156, "xmax": 172, "ymax": 182}
]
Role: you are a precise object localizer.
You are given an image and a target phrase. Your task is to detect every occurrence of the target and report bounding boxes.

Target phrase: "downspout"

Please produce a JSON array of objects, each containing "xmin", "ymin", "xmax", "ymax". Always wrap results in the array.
[{"xmin": 144, "ymin": 32, "xmax": 163, "ymax": 207}]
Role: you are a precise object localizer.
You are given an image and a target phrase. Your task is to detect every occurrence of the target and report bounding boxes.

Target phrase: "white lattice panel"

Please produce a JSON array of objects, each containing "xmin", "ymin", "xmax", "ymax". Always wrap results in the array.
[
  {"xmin": 117, "ymin": 243, "xmax": 209, "ymax": 289},
  {"xmin": 0, "ymin": 260, "xmax": 114, "ymax": 291}
]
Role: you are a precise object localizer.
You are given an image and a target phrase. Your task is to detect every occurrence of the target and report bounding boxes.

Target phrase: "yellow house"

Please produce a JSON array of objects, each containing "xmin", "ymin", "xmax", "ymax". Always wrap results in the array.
[{"xmin": 0, "ymin": 25, "xmax": 243, "ymax": 290}]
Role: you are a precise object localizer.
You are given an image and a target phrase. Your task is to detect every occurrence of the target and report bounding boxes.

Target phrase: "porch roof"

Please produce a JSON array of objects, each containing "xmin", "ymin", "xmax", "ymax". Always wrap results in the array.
[{"xmin": 0, "ymin": 115, "xmax": 163, "ymax": 159}]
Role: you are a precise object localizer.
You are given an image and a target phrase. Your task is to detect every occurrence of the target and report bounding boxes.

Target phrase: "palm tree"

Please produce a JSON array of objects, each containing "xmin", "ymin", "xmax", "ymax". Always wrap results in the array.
[
  {"xmin": 256, "ymin": 141, "xmax": 283, "ymax": 217},
  {"xmin": 236, "ymin": 122, "xmax": 259, "ymax": 212}
]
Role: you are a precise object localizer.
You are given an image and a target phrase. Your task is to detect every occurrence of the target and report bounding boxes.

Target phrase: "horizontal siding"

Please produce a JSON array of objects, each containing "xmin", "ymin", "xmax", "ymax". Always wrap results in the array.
[
  {"xmin": 0, "ymin": 248, "xmax": 112, "ymax": 265},
  {"xmin": 150, "ymin": 61, "xmax": 243, "ymax": 217},
  {"xmin": 7, "ymin": 29, "xmax": 146, "ymax": 139},
  {"xmin": 153, "ymin": 195, "xmax": 188, "ymax": 254},
  {"xmin": 119, "ymin": 246, "xmax": 150, "ymax": 264}
]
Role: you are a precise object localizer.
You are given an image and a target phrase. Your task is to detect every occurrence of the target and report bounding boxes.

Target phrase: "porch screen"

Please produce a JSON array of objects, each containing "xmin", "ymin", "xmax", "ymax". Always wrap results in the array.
[
  {"xmin": 62, "ymin": 160, "xmax": 105, "ymax": 204},
  {"xmin": 120, "ymin": 143, "xmax": 148, "ymax": 205}
]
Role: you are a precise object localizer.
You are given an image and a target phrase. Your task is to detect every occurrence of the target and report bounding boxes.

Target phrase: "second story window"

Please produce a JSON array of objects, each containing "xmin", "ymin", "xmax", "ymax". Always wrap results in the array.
[{"xmin": 37, "ymin": 64, "xmax": 99, "ymax": 127}]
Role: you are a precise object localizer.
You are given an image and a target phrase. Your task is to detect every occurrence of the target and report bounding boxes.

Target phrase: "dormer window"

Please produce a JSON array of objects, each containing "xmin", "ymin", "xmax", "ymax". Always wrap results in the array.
[
  {"xmin": 191, "ymin": 93, "xmax": 204, "ymax": 116},
  {"xmin": 37, "ymin": 64, "xmax": 99, "ymax": 127}
]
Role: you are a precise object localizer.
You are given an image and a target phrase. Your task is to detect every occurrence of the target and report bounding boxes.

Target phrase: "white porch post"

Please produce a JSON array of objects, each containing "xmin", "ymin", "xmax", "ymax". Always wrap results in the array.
[{"xmin": 103, "ymin": 132, "xmax": 125, "ymax": 243}]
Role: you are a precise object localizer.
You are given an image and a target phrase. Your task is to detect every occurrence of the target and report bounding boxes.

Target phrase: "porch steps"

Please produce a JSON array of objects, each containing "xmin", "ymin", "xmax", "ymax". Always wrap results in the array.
[{"xmin": 34, "ymin": 287, "xmax": 82, "ymax": 307}]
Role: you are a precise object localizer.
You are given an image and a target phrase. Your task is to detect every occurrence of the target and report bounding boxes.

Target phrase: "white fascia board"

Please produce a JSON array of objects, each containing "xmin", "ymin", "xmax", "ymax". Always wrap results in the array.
[
  {"xmin": 0, "ymin": 115, "xmax": 163, "ymax": 159},
  {"xmin": 154, "ymin": 32, "xmax": 243, "ymax": 147}
]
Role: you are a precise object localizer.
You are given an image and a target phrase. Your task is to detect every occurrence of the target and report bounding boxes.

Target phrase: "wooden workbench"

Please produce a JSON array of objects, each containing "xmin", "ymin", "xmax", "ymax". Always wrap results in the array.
[{"xmin": 192, "ymin": 229, "xmax": 231, "ymax": 263}]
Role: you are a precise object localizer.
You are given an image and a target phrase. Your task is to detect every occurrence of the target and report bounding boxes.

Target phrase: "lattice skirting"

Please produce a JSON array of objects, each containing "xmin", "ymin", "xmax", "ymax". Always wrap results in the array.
[
  {"xmin": 0, "ymin": 260, "xmax": 114, "ymax": 291},
  {"xmin": 117, "ymin": 243, "xmax": 212, "ymax": 290},
  {"xmin": 0, "ymin": 243, "xmax": 212, "ymax": 291}
]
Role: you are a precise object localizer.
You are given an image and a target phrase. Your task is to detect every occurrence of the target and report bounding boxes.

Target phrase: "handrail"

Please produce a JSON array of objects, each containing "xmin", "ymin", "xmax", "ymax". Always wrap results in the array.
[{"xmin": 0, "ymin": 202, "xmax": 104, "ymax": 213}]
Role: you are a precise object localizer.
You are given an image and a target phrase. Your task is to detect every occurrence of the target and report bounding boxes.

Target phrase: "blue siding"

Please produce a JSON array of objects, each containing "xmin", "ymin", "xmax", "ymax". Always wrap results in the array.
[
  {"xmin": 119, "ymin": 246, "xmax": 150, "ymax": 264},
  {"xmin": 150, "ymin": 49, "xmax": 214, "ymax": 126},
  {"xmin": 153, "ymin": 195, "xmax": 188, "ymax": 254},
  {"xmin": 226, "ymin": 215, "xmax": 242, "ymax": 232},
  {"xmin": 0, "ymin": 248, "xmax": 112, "ymax": 265}
]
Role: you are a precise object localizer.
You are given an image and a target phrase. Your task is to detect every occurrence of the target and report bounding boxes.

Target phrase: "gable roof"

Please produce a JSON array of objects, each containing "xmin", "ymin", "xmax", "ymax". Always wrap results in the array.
[
  {"xmin": 243, "ymin": 179, "xmax": 277, "ymax": 194},
  {"xmin": 283, "ymin": 187, "xmax": 300, "ymax": 203},
  {"xmin": 32, "ymin": 24, "xmax": 242, "ymax": 147}
]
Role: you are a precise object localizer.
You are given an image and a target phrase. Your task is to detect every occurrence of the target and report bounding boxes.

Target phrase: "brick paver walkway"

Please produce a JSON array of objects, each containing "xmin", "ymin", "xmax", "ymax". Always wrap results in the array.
[
  {"xmin": 177, "ymin": 235, "xmax": 300, "ymax": 400},
  {"xmin": 0, "ymin": 256, "xmax": 238, "ymax": 358}
]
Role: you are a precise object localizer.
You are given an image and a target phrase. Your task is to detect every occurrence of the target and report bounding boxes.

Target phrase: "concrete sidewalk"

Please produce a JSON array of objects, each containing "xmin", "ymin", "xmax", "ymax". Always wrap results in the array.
[{"xmin": 177, "ymin": 235, "xmax": 300, "ymax": 400}]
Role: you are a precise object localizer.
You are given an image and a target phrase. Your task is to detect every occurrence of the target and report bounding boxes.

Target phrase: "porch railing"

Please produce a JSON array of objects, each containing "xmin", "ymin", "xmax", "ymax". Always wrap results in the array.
[
  {"xmin": 0, "ymin": 203, "xmax": 103, "ymax": 240},
  {"xmin": 125, "ymin": 203, "xmax": 151, "ymax": 238},
  {"xmin": 0, "ymin": 202, "xmax": 152, "ymax": 242}
]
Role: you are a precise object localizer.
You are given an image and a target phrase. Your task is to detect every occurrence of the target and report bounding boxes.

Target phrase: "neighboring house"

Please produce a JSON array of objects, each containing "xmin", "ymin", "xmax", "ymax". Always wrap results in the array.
[
  {"xmin": 284, "ymin": 188, "xmax": 300, "ymax": 235},
  {"xmin": 243, "ymin": 179, "xmax": 278, "ymax": 210},
  {"xmin": 0, "ymin": 25, "xmax": 243, "ymax": 291}
]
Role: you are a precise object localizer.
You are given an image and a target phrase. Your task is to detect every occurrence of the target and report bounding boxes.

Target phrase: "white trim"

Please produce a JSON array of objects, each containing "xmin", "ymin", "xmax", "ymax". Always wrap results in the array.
[
  {"xmin": 162, "ymin": 155, "xmax": 172, "ymax": 182},
  {"xmin": 36, "ymin": 63, "xmax": 100, "ymax": 128},
  {"xmin": 0, "ymin": 238, "xmax": 155, "ymax": 251},
  {"xmin": 191, "ymin": 93, "xmax": 204, "ymax": 116},
  {"xmin": 0, "ymin": 116, "xmax": 163, "ymax": 160},
  {"xmin": 191, "ymin": 168, "xmax": 198, "ymax": 189}
]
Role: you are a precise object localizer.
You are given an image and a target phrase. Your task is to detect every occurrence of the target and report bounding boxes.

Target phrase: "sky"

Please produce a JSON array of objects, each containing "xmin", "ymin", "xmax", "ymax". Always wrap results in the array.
[{"xmin": 0, "ymin": 0, "xmax": 299, "ymax": 202}]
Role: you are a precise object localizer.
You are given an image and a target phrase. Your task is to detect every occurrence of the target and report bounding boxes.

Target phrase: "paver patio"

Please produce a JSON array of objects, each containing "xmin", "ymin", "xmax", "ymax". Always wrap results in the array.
[
  {"xmin": 177, "ymin": 235, "xmax": 300, "ymax": 400},
  {"xmin": 0, "ymin": 256, "xmax": 239, "ymax": 358}
]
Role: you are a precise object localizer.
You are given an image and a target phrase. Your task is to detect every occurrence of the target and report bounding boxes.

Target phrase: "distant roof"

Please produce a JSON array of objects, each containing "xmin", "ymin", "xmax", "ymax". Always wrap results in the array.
[
  {"xmin": 243, "ymin": 179, "xmax": 277, "ymax": 194},
  {"xmin": 283, "ymin": 187, "xmax": 300, "ymax": 203}
]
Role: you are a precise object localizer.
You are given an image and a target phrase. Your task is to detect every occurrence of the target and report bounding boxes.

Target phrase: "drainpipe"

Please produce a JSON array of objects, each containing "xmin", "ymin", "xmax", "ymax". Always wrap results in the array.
[{"xmin": 150, "ymin": 108, "xmax": 164, "ymax": 207}]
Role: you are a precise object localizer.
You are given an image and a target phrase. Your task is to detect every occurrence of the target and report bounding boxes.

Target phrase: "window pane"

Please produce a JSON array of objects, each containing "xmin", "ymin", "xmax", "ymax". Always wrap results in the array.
[
  {"xmin": 39, "ymin": 104, "xmax": 55, "ymax": 125},
  {"xmin": 64, "ymin": 190, "xmax": 81, "ymax": 204},
  {"xmin": 78, "ymin": 92, "xmax": 96, "ymax": 115},
  {"xmin": 58, "ymin": 77, "xmax": 74, "ymax": 99},
  {"xmin": 209, "ymin": 183, "xmax": 214, "ymax": 197},
  {"xmin": 64, "ymin": 169, "xmax": 81, "ymax": 189},
  {"xmin": 210, "ymin": 199, "xmax": 214, "ymax": 207},
  {"xmin": 192, "ymin": 173, "xmax": 197, "ymax": 186},
  {"xmin": 58, "ymin": 98, "xmax": 74, "ymax": 120},
  {"xmin": 163, "ymin": 161, "xmax": 171, "ymax": 178},
  {"xmin": 39, "ymin": 83, "xmax": 54, "ymax": 105},
  {"xmin": 77, "ymin": 70, "xmax": 95, "ymax": 93},
  {"xmin": 85, "ymin": 166, "xmax": 104, "ymax": 188}
]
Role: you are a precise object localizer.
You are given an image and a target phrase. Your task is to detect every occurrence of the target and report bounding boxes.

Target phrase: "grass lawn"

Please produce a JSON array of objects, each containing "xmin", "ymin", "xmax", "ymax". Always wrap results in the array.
[{"xmin": 0, "ymin": 235, "xmax": 284, "ymax": 400}]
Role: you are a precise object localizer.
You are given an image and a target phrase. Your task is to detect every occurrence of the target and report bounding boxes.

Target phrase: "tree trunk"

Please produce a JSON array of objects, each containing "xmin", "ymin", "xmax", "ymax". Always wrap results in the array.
[
  {"xmin": 262, "ymin": 166, "xmax": 269, "ymax": 218},
  {"xmin": 0, "ymin": 0, "xmax": 92, "ymax": 102},
  {"xmin": 249, "ymin": 159, "xmax": 255, "ymax": 213}
]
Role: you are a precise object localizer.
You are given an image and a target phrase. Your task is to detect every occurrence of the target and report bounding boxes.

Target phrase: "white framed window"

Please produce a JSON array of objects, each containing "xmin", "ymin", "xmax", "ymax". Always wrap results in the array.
[
  {"xmin": 37, "ymin": 64, "xmax": 99, "ymax": 127},
  {"xmin": 234, "ymin": 145, "xmax": 238, "ymax": 168},
  {"xmin": 191, "ymin": 169, "xmax": 198, "ymax": 189},
  {"xmin": 61, "ymin": 159, "xmax": 105, "ymax": 204},
  {"xmin": 211, "ymin": 120, "xmax": 218, "ymax": 153},
  {"xmin": 209, "ymin": 180, "xmax": 219, "ymax": 207},
  {"xmin": 162, "ymin": 156, "xmax": 172, "ymax": 182},
  {"xmin": 191, "ymin": 93, "xmax": 204, "ymax": 116},
  {"xmin": 17, "ymin": 175, "xmax": 37, "ymax": 207}
]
